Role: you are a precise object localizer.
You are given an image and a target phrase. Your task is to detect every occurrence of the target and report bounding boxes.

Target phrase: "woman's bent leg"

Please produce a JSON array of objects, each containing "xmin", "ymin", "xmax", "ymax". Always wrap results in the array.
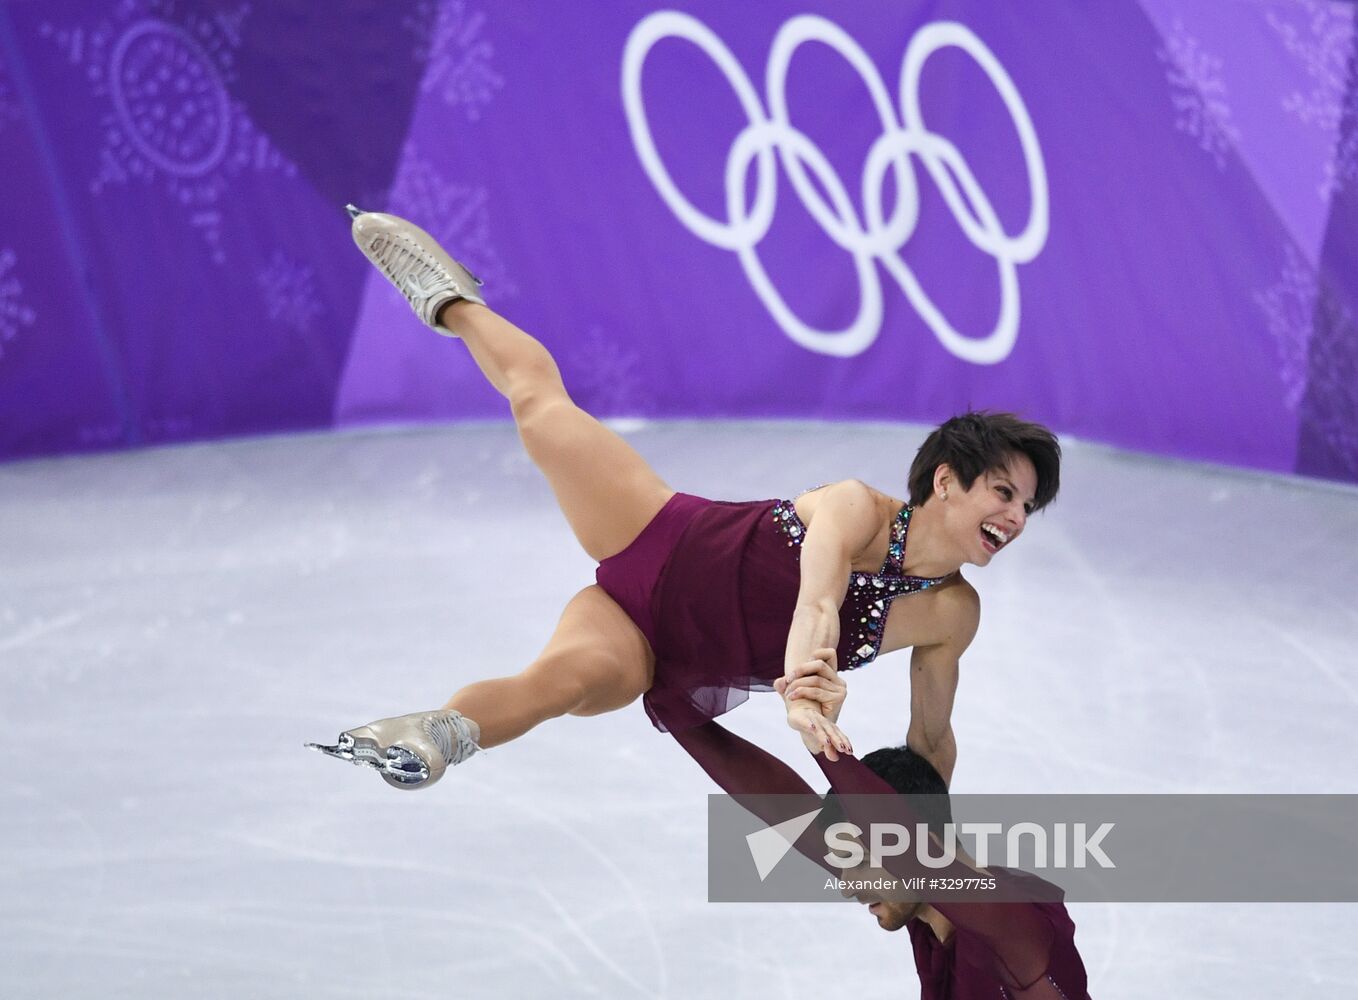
[
  {"xmin": 440, "ymin": 300, "xmax": 674, "ymax": 562},
  {"xmin": 442, "ymin": 585, "xmax": 654, "ymax": 748}
]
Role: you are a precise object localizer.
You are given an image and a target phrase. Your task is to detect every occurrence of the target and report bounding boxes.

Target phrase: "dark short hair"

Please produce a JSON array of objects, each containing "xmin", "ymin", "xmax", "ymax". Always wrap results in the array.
[
  {"xmin": 861, "ymin": 745, "xmax": 953, "ymax": 833},
  {"xmin": 907, "ymin": 411, "xmax": 1061, "ymax": 512},
  {"xmin": 821, "ymin": 746, "xmax": 954, "ymax": 840}
]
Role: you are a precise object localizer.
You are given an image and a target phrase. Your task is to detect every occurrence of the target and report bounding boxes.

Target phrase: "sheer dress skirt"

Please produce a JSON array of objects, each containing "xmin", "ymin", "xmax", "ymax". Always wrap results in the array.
[{"xmin": 594, "ymin": 493, "xmax": 799, "ymax": 732}]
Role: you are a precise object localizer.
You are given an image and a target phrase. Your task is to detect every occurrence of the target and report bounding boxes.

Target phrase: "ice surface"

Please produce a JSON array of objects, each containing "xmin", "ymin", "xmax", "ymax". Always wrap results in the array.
[{"xmin": 1, "ymin": 421, "xmax": 1355, "ymax": 998}]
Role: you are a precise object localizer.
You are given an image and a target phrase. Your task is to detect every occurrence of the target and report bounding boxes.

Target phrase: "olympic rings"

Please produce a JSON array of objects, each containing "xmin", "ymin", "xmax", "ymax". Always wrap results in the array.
[{"xmin": 621, "ymin": 12, "xmax": 1049, "ymax": 363}]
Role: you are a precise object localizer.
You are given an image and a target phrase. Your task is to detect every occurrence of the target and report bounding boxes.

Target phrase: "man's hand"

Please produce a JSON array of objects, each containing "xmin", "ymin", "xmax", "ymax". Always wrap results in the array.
[
  {"xmin": 777, "ymin": 649, "xmax": 852, "ymax": 759},
  {"xmin": 776, "ymin": 648, "xmax": 847, "ymax": 723}
]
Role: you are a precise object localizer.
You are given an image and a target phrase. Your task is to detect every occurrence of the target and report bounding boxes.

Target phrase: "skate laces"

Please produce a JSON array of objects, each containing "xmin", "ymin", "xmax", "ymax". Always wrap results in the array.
[
  {"xmin": 371, "ymin": 234, "xmax": 452, "ymax": 307},
  {"xmin": 424, "ymin": 710, "xmax": 482, "ymax": 766}
]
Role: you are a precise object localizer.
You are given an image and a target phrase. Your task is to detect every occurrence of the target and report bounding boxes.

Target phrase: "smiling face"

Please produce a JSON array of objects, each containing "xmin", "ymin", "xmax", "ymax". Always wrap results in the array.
[{"xmin": 934, "ymin": 452, "xmax": 1038, "ymax": 567}]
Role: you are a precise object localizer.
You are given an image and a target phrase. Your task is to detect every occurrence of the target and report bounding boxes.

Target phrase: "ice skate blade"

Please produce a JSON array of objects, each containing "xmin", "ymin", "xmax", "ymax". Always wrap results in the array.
[{"xmin": 306, "ymin": 735, "xmax": 434, "ymax": 787}]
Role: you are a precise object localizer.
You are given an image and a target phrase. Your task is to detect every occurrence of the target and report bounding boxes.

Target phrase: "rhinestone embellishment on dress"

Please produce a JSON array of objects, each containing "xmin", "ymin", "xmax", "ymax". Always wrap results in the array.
[{"xmin": 771, "ymin": 499, "xmax": 952, "ymax": 669}]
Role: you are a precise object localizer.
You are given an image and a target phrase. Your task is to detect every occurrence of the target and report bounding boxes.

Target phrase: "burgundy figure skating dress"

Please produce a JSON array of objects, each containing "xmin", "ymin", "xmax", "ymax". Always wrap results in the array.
[
  {"xmin": 595, "ymin": 491, "xmax": 950, "ymax": 734},
  {"xmin": 597, "ymin": 493, "xmax": 1091, "ymax": 997}
]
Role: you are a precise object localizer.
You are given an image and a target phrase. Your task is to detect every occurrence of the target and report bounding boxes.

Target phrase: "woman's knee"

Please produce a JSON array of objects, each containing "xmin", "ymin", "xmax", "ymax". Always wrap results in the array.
[
  {"xmin": 507, "ymin": 366, "xmax": 570, "ymax": 426},
  {"xmin": 513, "ymin": 397, "xmax": 588, "ymax": 470},
  {"xmin": 573, "ymin": 651, "xmax": 650, "ymax": 715},
  {"xmin": 520, "ymin": 651, "xmax": 594, "ymax": 716}
]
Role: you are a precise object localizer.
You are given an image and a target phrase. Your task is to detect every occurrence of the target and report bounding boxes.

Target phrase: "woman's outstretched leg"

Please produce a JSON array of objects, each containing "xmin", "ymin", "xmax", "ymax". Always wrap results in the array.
[
  {"xmin": 349, "ymin": 206, "xmax": 675, "ymax": 562},
  {"xmin": 324, "ymin": 209, "xmax": 665, "ymax": 790},
  {"xmin": 439, "ymin": 300, "xmax": 674, "ymax": 562},
  {"xmin": 309, "ymin": 586, "xmax": 653, "ymax": 786},
  {"xmin": 441, "ymin": 584, "xmax": 654, "ymax": 747}
]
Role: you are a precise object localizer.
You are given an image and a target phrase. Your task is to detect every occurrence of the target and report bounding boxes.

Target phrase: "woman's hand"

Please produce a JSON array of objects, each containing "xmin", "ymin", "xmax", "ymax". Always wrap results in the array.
[
  {"xmin": 776, "ymin": 648, "xmax": 847, "ymax": 723},
  {"xmin": 783, "ymin": 703, "xmax": 853, "ymax": 760},
  {"xmin": 777, "ymin": 649, "xmax": 852, "ymax": 758}
]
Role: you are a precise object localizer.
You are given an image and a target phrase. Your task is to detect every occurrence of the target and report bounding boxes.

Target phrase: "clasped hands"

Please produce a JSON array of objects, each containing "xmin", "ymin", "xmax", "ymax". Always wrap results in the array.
[{"xmin": 775, "ymin": 647, "xmax": 853, "ymax": 761}]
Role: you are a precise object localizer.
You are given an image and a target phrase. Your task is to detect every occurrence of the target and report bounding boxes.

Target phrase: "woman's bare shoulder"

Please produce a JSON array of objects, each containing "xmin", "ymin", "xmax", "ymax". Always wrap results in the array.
[
  {"xmin": 795, "ymin": 479, "xmax": 900, "ymax": 523},
  {"xmin": 794, "ymin": 481, "xmax": 900, "ymax": 568}
]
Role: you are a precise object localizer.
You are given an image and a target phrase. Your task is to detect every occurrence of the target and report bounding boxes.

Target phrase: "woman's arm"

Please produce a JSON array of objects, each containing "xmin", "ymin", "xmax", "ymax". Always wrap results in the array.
[{"xmin": 784, "ymin": 481, "xmax": 880, "ymax": 682}]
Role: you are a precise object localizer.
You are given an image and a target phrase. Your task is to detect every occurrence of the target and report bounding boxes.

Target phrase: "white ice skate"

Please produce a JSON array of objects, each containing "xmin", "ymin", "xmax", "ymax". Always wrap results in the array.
[
  {"xmin": 346, "ymin": 203, "xmax": 485, "ymax": 335},
  {"xmin": 307, "ymin": 708, "xmax": 481, "ymax": 790}
]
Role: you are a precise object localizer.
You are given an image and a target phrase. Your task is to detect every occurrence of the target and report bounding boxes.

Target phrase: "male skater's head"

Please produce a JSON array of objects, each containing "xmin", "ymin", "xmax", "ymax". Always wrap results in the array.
[{"xmin": 855, "ymin": 745, "xmax": 950, "ymax": 930}]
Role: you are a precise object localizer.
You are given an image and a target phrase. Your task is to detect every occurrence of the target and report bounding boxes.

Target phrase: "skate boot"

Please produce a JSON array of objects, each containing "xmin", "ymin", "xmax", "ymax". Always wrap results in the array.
[
  {"xmin": 346, "ymin": 203, "xmax": 485, "ymax": 336},
  {"xmin": 307, "ymin": 708, "xmax": 481, "ymax": 790}
]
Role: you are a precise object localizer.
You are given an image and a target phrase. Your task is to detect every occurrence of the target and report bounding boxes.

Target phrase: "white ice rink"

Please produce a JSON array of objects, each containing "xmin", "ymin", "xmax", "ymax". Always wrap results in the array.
[{"xmin": 2, "ymin": 420, "xmax": 1356, "ymax": 998}]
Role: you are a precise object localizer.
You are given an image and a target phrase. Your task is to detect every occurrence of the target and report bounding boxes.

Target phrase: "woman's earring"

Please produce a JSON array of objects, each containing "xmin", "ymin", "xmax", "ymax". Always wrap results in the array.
[{"xmin": 940, "ymin": 489, "xmax": 948, "ymax": 500}]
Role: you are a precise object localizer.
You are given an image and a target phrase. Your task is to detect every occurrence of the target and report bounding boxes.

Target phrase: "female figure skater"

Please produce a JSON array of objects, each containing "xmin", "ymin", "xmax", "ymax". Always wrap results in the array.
[{"xmin": 308, "ymin": 208, "xmax": 1060, "ymax": 792}]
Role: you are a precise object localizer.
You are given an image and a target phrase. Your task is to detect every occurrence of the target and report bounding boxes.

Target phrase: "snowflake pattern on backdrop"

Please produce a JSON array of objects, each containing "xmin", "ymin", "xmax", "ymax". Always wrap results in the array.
[
  {"xmin": 1267, "ymin": 0, "xmax": 1358, "ymax": 200},
  {"xmin": 0, "ymin": 249, "xmax": 38, "ymax": 360},
  {"xmin": 1156, "ymin": 19, "xmax": 1240, "ymax": 170},
  {"xmin": 1255, "ymin": 243, "xmax": 1358, "ymax": 472},
  {"xmin": 565, "ymin": 327, "xmax": 646, "ymax": 416},
  {"xmin": 404, "ymin": 0, "xmax": 503, "ymax": 121},
  {"xmin": 386, "ymin": 150, "xmax": 516, "ymax": 298},
  {"xmin": 1255, "ymin": 244, "xmax": 1319, "ymax": 410},
  {"xmin": 1302, "ymin": 280, "xmax": 1358, "ymax": 474},
  {"xmin": 41, "ymin": 0, "xmax": 296, "ymax": 263},
  {"xmin": 255, "ymin": 250, "xmax": 321, "ymax": 334}
]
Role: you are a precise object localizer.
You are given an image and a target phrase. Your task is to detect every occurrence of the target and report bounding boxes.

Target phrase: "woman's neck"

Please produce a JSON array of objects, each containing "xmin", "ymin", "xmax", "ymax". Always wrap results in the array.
[{"xmin": 899, "ymin": 500, "xmax": 962, "ymax": 578}]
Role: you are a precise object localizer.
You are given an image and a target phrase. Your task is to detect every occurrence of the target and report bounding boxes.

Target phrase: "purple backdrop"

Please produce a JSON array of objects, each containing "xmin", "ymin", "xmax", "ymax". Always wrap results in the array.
[{"xmin": 1, "ymin": 0, "xmax": 1355, "ymax": 483}]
